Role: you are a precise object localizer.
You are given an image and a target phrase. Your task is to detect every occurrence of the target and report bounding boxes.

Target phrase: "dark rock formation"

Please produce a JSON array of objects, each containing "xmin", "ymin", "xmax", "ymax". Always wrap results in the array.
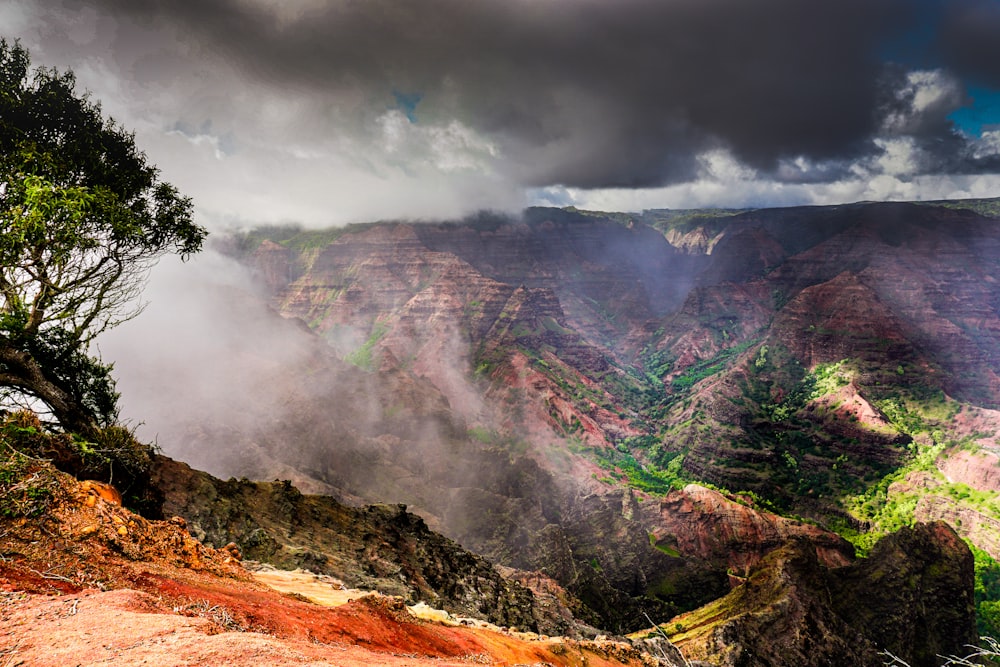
[
  {"xmin": 674, "ymin": 522, "xmax": 977, "ymax": 667},
  {"xmin": 150, "ymin": 456, "xmax": 548, "ymax": 633},
  {"xmin": 833, "ymin": 521, "xmax": 978, "ymax": 666}
]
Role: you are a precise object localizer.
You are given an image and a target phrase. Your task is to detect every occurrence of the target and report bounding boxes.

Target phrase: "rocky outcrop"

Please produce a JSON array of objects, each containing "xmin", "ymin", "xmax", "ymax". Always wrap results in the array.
[
  {"xmin": 647, "ymin": 485, "xmax": 854, "ymax": 573},
  {"xmin": 772, "ymin": 271, "xmax": 917, "ymax": 369},
  {"xmin": 0, "ymin": 449, "xmax": 678, "ymax": 667},
  {"xmin": 150, "ymin": 456, "xmax": 547, "ymax": 633},
  {"xmin": 672, "ymin": 522, "xmax": 977, "ymax": 667},
  {"xmin": 832, "ymin": 521, "xmax": 978, "ymax": 666},
  {"xmin": 938, "ymin": 448, "xmax": 1000, "ymax": 492}
]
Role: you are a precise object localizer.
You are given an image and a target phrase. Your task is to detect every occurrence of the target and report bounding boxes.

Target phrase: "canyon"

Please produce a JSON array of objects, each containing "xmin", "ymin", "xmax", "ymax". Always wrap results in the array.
[{"xmin": 7, "ymin": 198, "xmax": 1000, "ymax": 665}]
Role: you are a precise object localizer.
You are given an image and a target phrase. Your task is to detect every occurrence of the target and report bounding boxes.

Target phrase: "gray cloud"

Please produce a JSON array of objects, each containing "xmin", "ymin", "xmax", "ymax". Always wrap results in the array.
[
  {"xmin": 5, "ymin": 0, "xmax": 1000, "ymax": 226},
  {"xmin": 64, "ymin": 0, "xmax": 915, "ymax": 189},
  {"xmin": 939, "ymin": 0, "xmax": 1000, "ymax": 87}
]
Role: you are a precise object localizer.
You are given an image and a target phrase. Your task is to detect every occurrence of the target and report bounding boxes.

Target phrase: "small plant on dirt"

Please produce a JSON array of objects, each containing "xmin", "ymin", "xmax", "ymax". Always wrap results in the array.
[
  {"xmin": 0, "ymin": 410, "xmax": 155, "ymax": 512},
  {"xmin": 175, "ymin": 599, "xmax": 249, "ymax": 632},
  {"xmin": 0, "ymin": 446, "xmax": 58, "ymax": 519}
]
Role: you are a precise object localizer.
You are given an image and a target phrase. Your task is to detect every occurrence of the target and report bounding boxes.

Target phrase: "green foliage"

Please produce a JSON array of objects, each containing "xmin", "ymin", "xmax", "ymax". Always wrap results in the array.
[
  {"xmin": 0, "ymin": 446, "xmax": 56, "ymax": 518},
  {"xmin": 920, "ymin": 197, "xmax": 1000, "ymax": 217},
  {"xmin": 648, "ymin": 532, "xmax": 681, "ymax": 557},
  {"xmin": 595, "ymin": 445, "xmax": 687, "ymax": 495},
  {"xmin": 758, "ymin": 359, "xmax": 850, "ymax": 422},
  {"xmin": 872, "ymin": 388, "xmax": 954, "ymax": 436},
  {"xmin": 838, "ymin": 442, "xmax": 944, "ymax": 553},
  {"xmin": 640, "ymin": 344, "xmax": 672, "ymax": 386},
  {"xmin": 671, "ymin": 339, "xmax": 759, "ymax": 392},
  {"xmin": 808, "ymin": 360, "xmax": 852, "ymax": 398},
  {"xmin": 0, "ymin": 413, "xmax": 59, "ymax": 518},
  {"xmin": 468, "ymin": 426, "xmax": 496, "ymax": 444},
  {"xmin": 0, "ymin": 410, "xmax": 154, "ymax": 510},
  {"xmin": 0, "ymin": 40, "xmax": 204, "ymax": 340},
  {"xmin": 754, "ymin": 345, "xmax": 769, "ymax": 369},
  {"xmin": 345, "ymin": 321, "xmax": 389, "ymax": 370},
  {"xmin": 227, "ymin": 223, "xmax": 382, "ymax": 258},
  {"xmin": 972, "ymin": 545, "xmax": 1000, "ymax": 639},
  {"xmin": 1, "ymin": 309, "xmax": 119, "ymax": 426}
]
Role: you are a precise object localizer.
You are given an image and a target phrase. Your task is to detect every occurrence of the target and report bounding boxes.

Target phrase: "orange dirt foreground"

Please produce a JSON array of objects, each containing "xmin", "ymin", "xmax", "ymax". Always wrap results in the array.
[{"xmin": 0, "ymin": 465, "xmax": 659, "ymax": 666}]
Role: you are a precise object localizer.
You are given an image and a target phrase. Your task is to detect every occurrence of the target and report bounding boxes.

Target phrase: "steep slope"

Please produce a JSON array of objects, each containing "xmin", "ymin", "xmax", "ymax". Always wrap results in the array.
[
  {"xmin": 638, "ymin": 203, "xmax": 1000, "ymax": 521},
  {"xmin": 4, "ymin": 431, "xmax": 975, "ymax": 667},
  {"xmin": 234, "ymin": 202, "xmax": 1000, "ymax": 528},
  {"xmin": 150, "ymin": 456, "xmax": 548, "ymax": 633}
]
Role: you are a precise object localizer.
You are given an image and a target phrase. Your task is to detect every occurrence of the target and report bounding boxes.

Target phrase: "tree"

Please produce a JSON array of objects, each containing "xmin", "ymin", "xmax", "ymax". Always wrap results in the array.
[{"xmin": 0, "ymin": 40, "xmax": 206, "ymax": 434}]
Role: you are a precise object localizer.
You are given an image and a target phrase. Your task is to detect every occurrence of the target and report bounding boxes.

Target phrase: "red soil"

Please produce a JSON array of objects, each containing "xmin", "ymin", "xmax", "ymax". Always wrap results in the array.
[{"xmin": 1, "ymin": 463, "xmax": 661, "ymax": 666}]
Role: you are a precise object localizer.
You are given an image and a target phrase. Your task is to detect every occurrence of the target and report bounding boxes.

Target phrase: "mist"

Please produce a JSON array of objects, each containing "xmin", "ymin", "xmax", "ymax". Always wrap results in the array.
[{"xmin": 97, "ymin": 232, "xmax": 513, "ymax": 513}]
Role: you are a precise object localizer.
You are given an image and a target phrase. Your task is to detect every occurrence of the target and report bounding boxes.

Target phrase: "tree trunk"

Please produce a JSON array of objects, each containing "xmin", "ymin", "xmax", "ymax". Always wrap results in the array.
[{"xmin": 0, "ymin": 342, "xmax": 99, "ymax": 435}]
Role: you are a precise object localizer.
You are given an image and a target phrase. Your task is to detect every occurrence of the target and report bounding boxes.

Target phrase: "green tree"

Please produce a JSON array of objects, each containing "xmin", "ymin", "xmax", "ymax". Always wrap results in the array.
[{"xmin": 0, "ymin": 40, "xmax": 206, "ymax": 433}]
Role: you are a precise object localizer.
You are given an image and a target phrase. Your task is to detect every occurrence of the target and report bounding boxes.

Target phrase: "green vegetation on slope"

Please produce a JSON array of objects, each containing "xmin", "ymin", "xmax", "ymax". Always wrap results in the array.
[
  {"xmin": 345, "ymin": 320, "xmax": 390, "ymax": 371},
  {"xmin": 670, "ymin": 339, "xmax": 759, "ymax": 392},
  {"xmin": 228, "ymin": 223, "xmax": 384, "ymax": 257},
  {"xmin": 919, "ymin": 197, "xmax": 1000, "ymax": 217},
  {"xmin": 0, "ymin": 411, "xmax": 156, "ymax": 513},
  {"xmin": 973, "ymin": 545, "xmax": 1000, "ymax": 639},
  {"xmin": 0, "ymin": 444, "xmax": 56, "ymax": 519},
  {"xmin": 595, "ymin": 444, "xmax": 688, "ymax": 495}
]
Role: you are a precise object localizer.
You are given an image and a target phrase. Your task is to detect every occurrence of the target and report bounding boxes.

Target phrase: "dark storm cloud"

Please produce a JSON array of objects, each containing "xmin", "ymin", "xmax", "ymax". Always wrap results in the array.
[
  {"xmin": 79, "ymin": 0, "xmax": 915, "ymax": 189},
  {"xmin": 939, "ymin": 0, "xmax": 1000, "ymax": 87}
]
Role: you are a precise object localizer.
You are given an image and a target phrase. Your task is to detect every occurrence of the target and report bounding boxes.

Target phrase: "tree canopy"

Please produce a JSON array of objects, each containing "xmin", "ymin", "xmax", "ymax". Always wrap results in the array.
[{"xmin": 0, "ymin": 39, "xmax": 206, "ymax": 433}]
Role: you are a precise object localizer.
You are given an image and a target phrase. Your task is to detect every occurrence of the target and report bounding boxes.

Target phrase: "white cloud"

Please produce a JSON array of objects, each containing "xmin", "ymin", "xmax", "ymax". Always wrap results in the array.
[
  {"xmin": 167, "ymin": 127, "xmax": 227, "ymax": 160},
  {"xmin": 698, "ymin": 149, "xmax": 757, "ymax": 182},
  {"xmin": 4, "ymin": 5, "xmax": 520, "ymax": 230},
  {"xmin": 535, "ymin": 153, "xmax": 1000, "ymax": 213},
  {"xmin": 871, "ymin": 137, "xmax": 921, "ymax": 177},
  {"xmin": 883, "ymin": 69, "xmax": 964, "ymax": 135},
  {"xmin": 378, "ymin": 110, "xmax": 500, "ymax": 172},
  {"xmin": 971, "ymin": 130, "xmax": 1000, "ymax": 160}
]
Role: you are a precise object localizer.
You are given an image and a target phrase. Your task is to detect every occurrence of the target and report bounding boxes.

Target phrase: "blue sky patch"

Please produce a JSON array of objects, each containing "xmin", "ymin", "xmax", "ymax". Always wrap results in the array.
[
  {"xmin": 392, "ymin": 91, "xmax": 423, "ymax": 123},
  {"xmin": 949, "ymin": 86, "xmax": 1000, "ymax": 136}
]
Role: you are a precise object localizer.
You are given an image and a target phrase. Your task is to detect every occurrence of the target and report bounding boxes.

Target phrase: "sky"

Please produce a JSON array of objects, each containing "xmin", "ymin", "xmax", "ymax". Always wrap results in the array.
[{"xmin": 5, "ymin": 0, "xmax": 1000, "ymax": 229}]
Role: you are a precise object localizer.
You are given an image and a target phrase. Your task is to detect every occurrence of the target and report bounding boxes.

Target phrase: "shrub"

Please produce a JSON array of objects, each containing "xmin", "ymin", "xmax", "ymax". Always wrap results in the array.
[{"xmin": 0, "ymin": 410, "xmax": 156, "ymax": 513}]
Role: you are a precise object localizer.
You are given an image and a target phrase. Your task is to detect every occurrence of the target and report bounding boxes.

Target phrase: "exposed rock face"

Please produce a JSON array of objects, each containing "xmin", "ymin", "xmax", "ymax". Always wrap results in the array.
[
  {"xmin": 673, "ymin": 522, "xmax": 977, "ymax": 667},
  {"xmin": 675, "ymin": 542, "xmax": 873, "ymax": 667},
  {"xmin": 772, "ymin": 271, "xmax": 917, "ymax": 369},
  {"xmin": 832, "ymin": 521, "xmax": 978, "ymax": 666},
  {"xmin": 229, "ymin": 203, "xmax": 1000, "ymax": 521},
  {"xmin": 150, "ymin": 456, "xmax": 546, "ymax": 633},
  {"xmin": 913, "ymin": 493, "xmax": 1000, "ymax": 558},
  {"xmin": 938, "ymin": 448, "xmax": 1000, "ymax": 492},
  {"xmin": 647, "ymin": 484, "xmax": 854, "ymax": 573}
]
